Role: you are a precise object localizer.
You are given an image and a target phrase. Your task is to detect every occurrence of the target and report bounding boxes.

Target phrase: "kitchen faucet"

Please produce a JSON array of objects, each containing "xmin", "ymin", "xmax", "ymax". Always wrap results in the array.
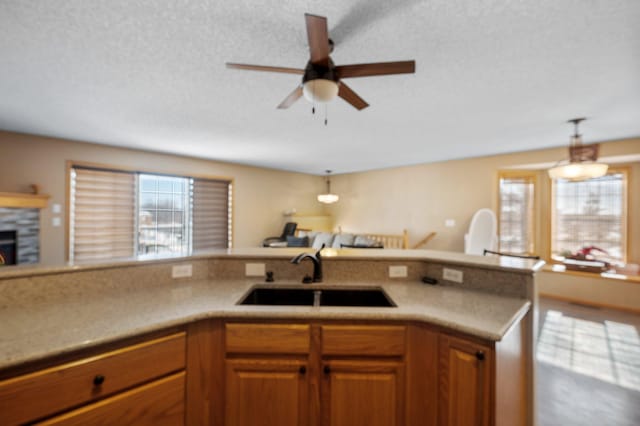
[{"xmin": 291, "ymin": 245, "xmax": 324, "ymax": 283}]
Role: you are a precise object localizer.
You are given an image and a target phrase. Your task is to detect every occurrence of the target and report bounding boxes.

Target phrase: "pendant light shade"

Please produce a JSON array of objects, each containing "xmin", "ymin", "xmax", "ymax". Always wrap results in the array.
[
  {"xmin": 548, "ymin": 118, "xmax": 608, "ymax": 181},
  {"xmin": 317, "ymin": 170, "xmax": 339, "ymax": 204}
]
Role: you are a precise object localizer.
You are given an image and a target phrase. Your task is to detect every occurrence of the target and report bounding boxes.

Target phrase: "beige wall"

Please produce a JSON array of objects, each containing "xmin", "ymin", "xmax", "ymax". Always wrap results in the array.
[
  {"xmin": 538, "ymin": 271, "xmax": 640, "ymax": 313},
  {"xmin": 0, "ymin": 131, "xmax": 325, "ymax": 265},
  {"xmin": 328, "ymin": 138, "xmax": 640, "ymax": 263}
]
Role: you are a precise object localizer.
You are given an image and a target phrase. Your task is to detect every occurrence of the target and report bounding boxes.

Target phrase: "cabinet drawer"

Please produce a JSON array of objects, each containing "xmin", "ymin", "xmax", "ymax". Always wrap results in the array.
[
  {"xmin": 321, "ymin": 325, "xmax": 406, "ymax": 356},
  {"xmin": 36, "ymin": 372, "xmax": 185, "ymax": 426},
  {"xmin": 225, "ymin": 323, "xmax": 310, "ymax": 354},
  {"xmin": 0, "ymin": 332, "xmax": 186, "ymax": 425}
]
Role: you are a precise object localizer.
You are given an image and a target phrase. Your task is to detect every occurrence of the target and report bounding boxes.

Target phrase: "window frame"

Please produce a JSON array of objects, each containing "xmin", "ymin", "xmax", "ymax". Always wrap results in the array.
[
  {"xmin": 65, "ymin": 160, "xmax": 234, "ymax": 262},
  {"xmin": 548, "ymin": 166, "xmax": 629, "ymax": 263},
  {"xmin": 496, "ymin": 170, "xmax": 539, "ymax": 256}
]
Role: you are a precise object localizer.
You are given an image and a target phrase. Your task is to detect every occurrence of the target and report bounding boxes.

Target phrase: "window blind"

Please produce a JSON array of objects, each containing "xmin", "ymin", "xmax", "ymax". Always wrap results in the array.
[
  {"xmin": 70, "ymin": 167, "xmax": 136, "ymax": 262},
  {"xmin": 498, "ymin": 175, "xmax": 535, "ymax": 254},
  {"xmin": 192, "ymin": 178, "xmax": 231, "ymax": 251}
]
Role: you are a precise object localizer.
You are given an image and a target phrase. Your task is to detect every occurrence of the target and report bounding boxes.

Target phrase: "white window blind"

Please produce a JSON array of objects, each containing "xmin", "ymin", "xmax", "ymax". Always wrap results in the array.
[
  {"xmin": 70, "ymin": 167, "xmax": 136, "ymax": 262},
  {"xmin": 551, "ymin": 172, "xmax": 626, "ymax": 261},
  {"xmin": 498, "ymin": 174, "xmax": 535, "ymax": 255},
  {"xmin": 192, "ymin": 179, "xmax": 231, "ymax": 251},
  {"xmin": 69, "ymin": 165, "xmax": 232, "ymax": 262}
]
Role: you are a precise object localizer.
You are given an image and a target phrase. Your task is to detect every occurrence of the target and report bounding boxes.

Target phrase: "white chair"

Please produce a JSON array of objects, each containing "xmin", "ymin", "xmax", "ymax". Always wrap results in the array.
[{"xmin": 464, "ymin": 208, "xmax": 498, "ymax": 255}]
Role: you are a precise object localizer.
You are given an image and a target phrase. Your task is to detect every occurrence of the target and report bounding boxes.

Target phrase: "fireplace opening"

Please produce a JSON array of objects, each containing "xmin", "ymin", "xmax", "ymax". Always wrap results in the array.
[{"xmin": 0, "ymin": 230, "xmax": 17, "ymax": 266}]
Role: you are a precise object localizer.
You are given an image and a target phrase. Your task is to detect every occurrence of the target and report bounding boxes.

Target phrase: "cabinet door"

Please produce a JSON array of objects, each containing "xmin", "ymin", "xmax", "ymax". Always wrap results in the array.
[
  {"xmin": 439, "ymin": 335, "xmax": 491, "ymax": 426},
  {"xmin": 35, "ymin": 372, "xmax": 185, "ymax": 426},
  {"xmin": 225, "ymin": 359, "xmax": 309, "ymax": 426},
  {"xmin": 321, "ymin": 360, "xmax": 404, "ymax": 426}
]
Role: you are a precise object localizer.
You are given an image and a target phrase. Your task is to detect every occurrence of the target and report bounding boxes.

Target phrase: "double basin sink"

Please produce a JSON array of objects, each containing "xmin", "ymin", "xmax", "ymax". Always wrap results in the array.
[{"xmin": 238, "ymin": 286, "xmax": 396, "ymax": 308}]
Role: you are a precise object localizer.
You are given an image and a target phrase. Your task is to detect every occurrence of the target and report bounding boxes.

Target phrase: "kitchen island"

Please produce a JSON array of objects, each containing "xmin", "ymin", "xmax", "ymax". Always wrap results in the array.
[{"xmin": 0, "ymin": 248, "xmax": 542, "ymax": 426}]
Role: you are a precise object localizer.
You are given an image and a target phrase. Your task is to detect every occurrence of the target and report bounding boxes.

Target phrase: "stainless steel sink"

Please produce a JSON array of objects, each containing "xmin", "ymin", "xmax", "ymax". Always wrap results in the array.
[{"xmin": 238, "ymin": 287, "xmax": 396, "ymax": 307}]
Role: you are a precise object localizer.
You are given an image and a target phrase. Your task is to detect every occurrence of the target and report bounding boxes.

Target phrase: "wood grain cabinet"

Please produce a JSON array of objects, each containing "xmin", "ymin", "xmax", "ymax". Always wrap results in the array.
[
  {"xmin": 438, "ymin": 335, "xmax": 492, "ymax": 426},
  {"xmin": 320, "ymin": 325, "xmax": 406, "ymax": 426},
  {"xmin": 223, "ymin": 323, "xmax": 407, "ymax": 426},
  {"xmin": 321, "ymin": 359, "xmax": 404, "ymax": 426},
  {"xmin": 0, "ymin": 332, "xmax": 186, "ymax": 426},
  {"xmin": 225, "ymin": 359, "xmax": 310, "ymax": 426}
]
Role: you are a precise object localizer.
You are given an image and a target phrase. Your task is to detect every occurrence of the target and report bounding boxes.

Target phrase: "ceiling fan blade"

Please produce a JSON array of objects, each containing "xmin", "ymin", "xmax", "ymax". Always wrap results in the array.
[
  {"xmin": 305, "ymin": 14, "xmax": 330, "ymax": 66},
  {"xmin": 338, "ymin": 83, "xmax": 369, "ymax": 110},
  {"xmin": 277, "ymin": 86, "xmax": 303, "ymax": 109},
  {"xmin": 226, "ymin": 63, "xmax": 304, "ymax": 75},
  {"xmin": 335, "ymin": 60, "xmax": 415, "ymax": 78}
]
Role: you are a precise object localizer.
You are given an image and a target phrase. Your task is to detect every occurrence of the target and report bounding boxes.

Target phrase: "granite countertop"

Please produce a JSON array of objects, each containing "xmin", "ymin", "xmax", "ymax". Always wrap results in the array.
[
  {"xmin": 0, "ymin": 247, "xmax": 545, "ymax": 279},
  {"xmin": 0, "ymin": 279, "xmax": 530, "ymax": 371}
]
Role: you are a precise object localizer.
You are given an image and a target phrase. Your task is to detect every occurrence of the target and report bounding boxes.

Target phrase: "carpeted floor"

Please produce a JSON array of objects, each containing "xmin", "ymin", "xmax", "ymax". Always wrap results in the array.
[{"xmin": 537, "ymin": 297, "xmax": 640, "ymax": 426}]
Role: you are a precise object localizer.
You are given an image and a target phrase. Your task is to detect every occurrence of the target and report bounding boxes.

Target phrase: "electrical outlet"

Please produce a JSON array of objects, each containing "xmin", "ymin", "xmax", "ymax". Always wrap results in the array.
[
  {"xmin": 389, "ymin": 265, "xmax": 408, "ymax": 278},
  {"xmin": 172, "ymin": 264, "xmax": 193, "ymax": 278},
  {"xmin": 245, "ymin": 263, "xmax": 266, "ymax": 277},
  {"xmin": 445, "ymin": 219, "xmax": 456, "ymax": 228},
  {"xmin": 442, "ymin": 268, "xmax": 463, "ymax": 283}
]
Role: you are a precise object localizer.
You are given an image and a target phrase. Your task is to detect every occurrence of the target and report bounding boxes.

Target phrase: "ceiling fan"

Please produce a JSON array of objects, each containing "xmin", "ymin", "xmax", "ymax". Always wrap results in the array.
[{"xmin": 226, "ymin": 13, "xmax": 416, "ymax": 110}]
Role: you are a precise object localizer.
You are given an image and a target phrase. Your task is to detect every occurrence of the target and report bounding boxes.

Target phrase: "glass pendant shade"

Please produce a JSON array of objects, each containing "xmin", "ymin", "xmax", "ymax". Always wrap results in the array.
[
  {"xmin": 303, "ymin": 79, "xmax": 339, "ymax": 103},
  {"xmin": 548, "ymin": 118, "xmax": 608, "ymax": 181},
  {"xmin": 548, "ymin": 162, "xmax": 608, "ymax": 181},
  {"xmin": 317, "ymin": 170, "xmax": 339, "ymax": 204},
  {"xmin": 317, "ymin": 193, "xmax": 339, "ymax": 204}
]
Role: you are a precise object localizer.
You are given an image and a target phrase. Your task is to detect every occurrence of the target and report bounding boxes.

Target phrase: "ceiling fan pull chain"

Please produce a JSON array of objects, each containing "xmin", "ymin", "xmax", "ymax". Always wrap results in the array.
[{"xmin": 324, "ymin": 104, "xmax": 328, "ymax": 126}]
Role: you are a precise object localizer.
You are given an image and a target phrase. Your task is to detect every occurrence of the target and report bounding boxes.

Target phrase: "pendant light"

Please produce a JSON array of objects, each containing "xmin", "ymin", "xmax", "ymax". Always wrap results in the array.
[
  {"xmin": 548, "ymin": 118, "xmax": 608, "ymax": 181},
  {"xmin": 317, "ymin": 170, "xmax": 339, "ymax": 204}
]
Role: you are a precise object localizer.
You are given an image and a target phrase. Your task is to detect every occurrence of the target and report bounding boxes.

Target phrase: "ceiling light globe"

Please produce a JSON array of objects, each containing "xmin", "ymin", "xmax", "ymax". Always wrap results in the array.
[
  {"xmin": 548, "ymin": 162, "xmax": 609, "ymax": 181},
  {"xmin": 317, "ymin": 193, "xmax": 339, "ymax": 204},
  {"xmin": 303, "ymin": 79, "xmax": 339, "ymax": 103}
]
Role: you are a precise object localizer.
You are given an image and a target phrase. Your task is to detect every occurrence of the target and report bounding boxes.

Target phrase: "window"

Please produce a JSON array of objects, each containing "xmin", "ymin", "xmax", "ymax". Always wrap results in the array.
[
  {"xmin": 498, "ymin": 172, "xmax": 536, "ymax": 255},
  {"xmin": 551, "ymin": 170, "xmax": 627, "ymax": 262},
  {"xmin": 138, "ymin": 174, "xmax": 190, "ymax": 256},
  {"xmin": 69, "ymin": 165, "xmax": 232, "ymax": 263}
]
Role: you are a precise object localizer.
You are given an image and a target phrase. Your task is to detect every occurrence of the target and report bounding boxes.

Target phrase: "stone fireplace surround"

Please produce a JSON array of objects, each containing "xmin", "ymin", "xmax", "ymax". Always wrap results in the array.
[{"xmin": 0, "ymin": 208, "xmax": 39, "ymax": 264}]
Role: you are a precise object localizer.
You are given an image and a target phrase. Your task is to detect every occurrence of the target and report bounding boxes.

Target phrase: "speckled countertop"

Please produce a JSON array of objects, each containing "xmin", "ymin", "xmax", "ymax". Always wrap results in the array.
[{"xmin": 0, "ymin": 278, "xmax": 530, "ymax": 371}]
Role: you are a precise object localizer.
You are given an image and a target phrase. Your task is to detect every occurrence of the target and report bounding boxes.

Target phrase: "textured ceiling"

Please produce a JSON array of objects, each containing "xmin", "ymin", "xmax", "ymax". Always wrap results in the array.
[{"xmin": 0, "ymin": 0, "xmax": 639, "ymax": 174}]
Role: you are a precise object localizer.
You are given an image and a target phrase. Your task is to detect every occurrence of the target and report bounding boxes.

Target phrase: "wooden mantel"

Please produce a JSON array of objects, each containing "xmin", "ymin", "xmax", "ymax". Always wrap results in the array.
[{"xmin": 0, "ymin": 191, "xmax": 50, "ymax": 209}]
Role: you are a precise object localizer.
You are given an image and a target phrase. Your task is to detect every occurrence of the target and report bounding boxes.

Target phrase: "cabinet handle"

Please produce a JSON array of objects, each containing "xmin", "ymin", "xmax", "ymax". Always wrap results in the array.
[
  {"xmin": 93, "ymin": 374, "xmax": 105, "ymax": 386},
  {"xmin": 299, "ymin": 366, "xmax": 306, "ymax": 375},
  {"xmin": 323, "ymin": 365, "xmax": 331, "ymax": 375},
  {"xmin": 475, "ymin": 351, "xmax": 485, "ymax": 361}
]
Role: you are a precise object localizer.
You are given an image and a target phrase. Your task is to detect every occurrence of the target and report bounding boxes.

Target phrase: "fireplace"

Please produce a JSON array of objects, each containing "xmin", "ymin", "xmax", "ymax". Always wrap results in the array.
[
  {"xmin": 0, "ymin": 208, "xmax": 40, "ymax": 264},
  {"xmin": 0, "ymin": 230, "xmax": 17, "ymax": 266}
]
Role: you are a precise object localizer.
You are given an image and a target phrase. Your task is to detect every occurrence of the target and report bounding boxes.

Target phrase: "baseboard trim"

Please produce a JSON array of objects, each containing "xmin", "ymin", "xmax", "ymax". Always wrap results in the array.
[{"xmin": 539, "ymin": 293, "xmax": 640, "ymax": 315}]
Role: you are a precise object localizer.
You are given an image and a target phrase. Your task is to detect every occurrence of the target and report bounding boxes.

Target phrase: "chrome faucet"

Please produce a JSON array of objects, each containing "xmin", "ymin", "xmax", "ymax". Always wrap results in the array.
[{"xmin": 291, "ymin": 245, "xmax": 323, "ymax": 283}]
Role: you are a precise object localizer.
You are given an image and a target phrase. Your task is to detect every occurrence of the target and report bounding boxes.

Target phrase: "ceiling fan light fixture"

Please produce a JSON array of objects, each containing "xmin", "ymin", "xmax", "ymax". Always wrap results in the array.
[
  {"xmin": 548, "ymin": 118, "xmax": 608, "ymax": 181},
  {"xmin": 303, "ymin": 79, "xmax": 339, "ymax": 103}
]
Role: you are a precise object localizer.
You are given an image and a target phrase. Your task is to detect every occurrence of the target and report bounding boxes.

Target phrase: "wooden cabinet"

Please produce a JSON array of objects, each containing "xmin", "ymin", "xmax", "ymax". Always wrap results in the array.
[
  {"xmin": 438, "ymin": 335, "xmax": 492, "ymax": 426},
  {"xmin": 223, "ymin": 322, "xmax": 407, "ymax": 426},
  {"xmin": 34, "ymin": 372, "xmax": 185, "ymax": 426},
  {"xmin": 226, "ymin": 359, "xmax": 309, "ymax": 426},
  {"xmin": 0, "ymin": 332, "xmax": 186, "ymax": 426},
  {"xmin": 321, "ymin": 359, "xmax": 404, "ymax": 426},
  {"xmin": 320, "ymin": 324, "xmax": 406, "ymax": 426}
]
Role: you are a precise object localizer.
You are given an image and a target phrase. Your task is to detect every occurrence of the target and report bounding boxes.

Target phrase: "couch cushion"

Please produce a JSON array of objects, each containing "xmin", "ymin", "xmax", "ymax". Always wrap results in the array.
[
  {"xmin": 332, "ymin": 233, "xmax": 355, "ymax": 249},
  {"xmin": 297, "ymin": 230, "xmax": 319, "ymax": 247},
  {"xmin": 312, "ymin": 232, "xmax": 334, "ymax": 249},
  {"xmin": 353, "ymin": 235, "xmax": 384, "ymax": 248},
  {"xmin": 286, "ymin": 235, "xmax": 309, "ymax": 247}
]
